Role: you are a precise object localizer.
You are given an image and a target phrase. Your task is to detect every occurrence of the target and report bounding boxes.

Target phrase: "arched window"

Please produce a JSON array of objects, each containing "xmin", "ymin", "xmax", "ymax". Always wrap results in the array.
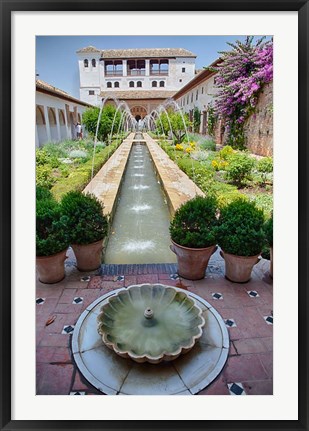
[
  {"xmin": 59, "ymin": 110, "xmax": 65, "ymax": 126},
  {"xmin": 92, "ymin": 59, "xmax": 96, "ymax": 67},
  {"xmin": 159, "ymin": 81, "xmax": 165, "ymax": 87},
  {"xmin": 152, "ymin": 81, "xmax": 157, "ymax": 87},
  {"xmin": 129, "ymin": 81, "xmax": 134, "ymax": 88},
  {"xmin": 107, "ymin": 82, "xmax": 112, "ymax": 88},
  {"xmin": 48, "ymin": 108, "xmax": 56, "ymax": 126},
  {"xmin": 137, "ymin": 81, "xmax": 142, "ymax": 88},
  {"xmin": 114, "ymin": 81, "xmax": 119, "ymax": 88},
  {"xmin": 84, "ymin": 59, "xmax": 88, "ymax": 68},
  {"xmin": 36, "ymin": 105, "xmax": 45, "ymax": 125}
]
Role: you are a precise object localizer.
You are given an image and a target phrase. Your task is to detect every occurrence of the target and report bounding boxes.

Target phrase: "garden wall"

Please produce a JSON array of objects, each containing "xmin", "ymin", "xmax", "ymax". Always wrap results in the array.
[
  {"xmin": 243, "ymin": 82, "xmax": 273, "ymax": 156},
  {"xmin": 214, "ymin": 82, "xmax": 273, "ymax": 157}
]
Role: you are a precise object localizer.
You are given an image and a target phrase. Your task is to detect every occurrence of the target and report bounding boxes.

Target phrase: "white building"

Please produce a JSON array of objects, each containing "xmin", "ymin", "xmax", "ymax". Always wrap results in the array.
[
  {"xmin": 172, "ymin": 59, "xmax": 220, "ymax": 134},
  {"xmin": 77, "ymin": 46, "xmax": 196, "ymax": 113},
  {"xmin": 36, "ymin": 80, "xmax": 93, "ymax": 147}
]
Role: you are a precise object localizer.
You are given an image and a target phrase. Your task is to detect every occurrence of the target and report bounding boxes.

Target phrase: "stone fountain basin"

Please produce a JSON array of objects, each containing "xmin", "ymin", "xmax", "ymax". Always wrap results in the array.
[{"xmin": 97, "ymin": 284, "xmax": 205, "ymax": 364}]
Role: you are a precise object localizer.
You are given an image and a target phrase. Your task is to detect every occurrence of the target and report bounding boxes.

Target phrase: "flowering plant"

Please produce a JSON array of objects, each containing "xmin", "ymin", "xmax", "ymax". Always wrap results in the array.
[{"xmin": 210, "ymin": 36, "xmax": 273, "ymax": 148}]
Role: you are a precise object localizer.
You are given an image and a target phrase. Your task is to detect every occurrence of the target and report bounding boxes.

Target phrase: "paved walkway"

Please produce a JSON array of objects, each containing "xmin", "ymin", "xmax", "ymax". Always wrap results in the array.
[{"xmin": 36, "ymin": 249, "xmax": 273, "ymax": 396}]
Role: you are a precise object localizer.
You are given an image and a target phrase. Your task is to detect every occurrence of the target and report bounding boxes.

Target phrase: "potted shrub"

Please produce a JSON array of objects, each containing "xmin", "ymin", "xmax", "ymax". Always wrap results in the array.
[
  {"xmin": 216, "ymin": 199, "xmax": 265, "ymax": 283},
  {"xmin": 61, "ymin": 191, "xmax": 108, "ymax": 271},
  {"xmin": 36, "ymin": 197, "xmax": 69, "ymax": 284},
  {"xmin": 169, "ymin": 195, "xmax": 218, "ymax": 280},
  {"xmin": 264, "ymin": 213, "xmax": 273, "ymax": 278}
]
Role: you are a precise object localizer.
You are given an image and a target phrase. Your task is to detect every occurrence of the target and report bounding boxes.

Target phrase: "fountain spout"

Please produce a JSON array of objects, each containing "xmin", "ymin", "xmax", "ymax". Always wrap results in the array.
[{"xmin": 144, "ymin": 308, "xmax": 154, "ymax": 319}]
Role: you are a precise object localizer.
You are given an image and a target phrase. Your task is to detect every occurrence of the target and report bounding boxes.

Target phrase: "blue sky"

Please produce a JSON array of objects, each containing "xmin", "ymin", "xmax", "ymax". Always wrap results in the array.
[{"xmin": 36, "ymin": 35, "xmax": 271, "ymax": 99}]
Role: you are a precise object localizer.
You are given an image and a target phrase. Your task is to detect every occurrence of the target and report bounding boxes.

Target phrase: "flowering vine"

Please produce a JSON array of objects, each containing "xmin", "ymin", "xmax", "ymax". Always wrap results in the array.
[{"xmin": 210, "ymin": 36, "xmax": 273, "ymax": 148}]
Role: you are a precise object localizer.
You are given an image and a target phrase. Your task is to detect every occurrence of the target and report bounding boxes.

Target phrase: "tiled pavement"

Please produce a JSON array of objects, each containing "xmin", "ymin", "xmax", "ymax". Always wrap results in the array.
[{"xmin": 36, "ymin": 248, "xmax": 273, "ymax": 396}]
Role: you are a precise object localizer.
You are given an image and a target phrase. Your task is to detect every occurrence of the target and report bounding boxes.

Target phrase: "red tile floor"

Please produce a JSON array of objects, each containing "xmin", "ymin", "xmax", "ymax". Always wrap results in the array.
[{"xmin": 36, "ymin": 249, "xmax": 273, "ymax": 395}]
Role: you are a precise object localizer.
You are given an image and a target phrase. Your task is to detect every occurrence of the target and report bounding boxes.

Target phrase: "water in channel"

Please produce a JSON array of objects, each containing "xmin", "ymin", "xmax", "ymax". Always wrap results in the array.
[{"xmin": 104, "ymin": 142, "xmax": 176, "ymax": 264}]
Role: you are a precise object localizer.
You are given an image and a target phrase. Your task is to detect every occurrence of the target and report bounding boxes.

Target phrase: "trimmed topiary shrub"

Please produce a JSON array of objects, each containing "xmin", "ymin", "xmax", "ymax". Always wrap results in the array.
[
  {"xmin": 170, "ymin": 195, "xmax": 218, "ymax": 248},
  {"xmin": 216, "ymin": 199, "xmax": 265, "ymax": 256},
  {"xmin": 36, "ymin": 197, "xmax": 69, "ymax": 256},
  {"xmin": 61, "ymin": 191, "xmax": 108, "ymax": 245}
]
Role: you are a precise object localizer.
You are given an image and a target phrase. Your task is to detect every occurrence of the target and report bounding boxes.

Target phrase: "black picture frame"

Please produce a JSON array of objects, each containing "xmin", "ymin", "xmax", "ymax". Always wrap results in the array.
[{"xmin": 1, "ymin": 1, "xmax": 308, "ymax": 430}]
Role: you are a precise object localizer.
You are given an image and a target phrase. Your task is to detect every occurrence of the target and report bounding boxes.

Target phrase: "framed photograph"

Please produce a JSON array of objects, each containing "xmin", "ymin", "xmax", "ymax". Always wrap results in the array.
[{"xmin": 2, "ymin": 0, "xmax": 308, "ymax": 430}]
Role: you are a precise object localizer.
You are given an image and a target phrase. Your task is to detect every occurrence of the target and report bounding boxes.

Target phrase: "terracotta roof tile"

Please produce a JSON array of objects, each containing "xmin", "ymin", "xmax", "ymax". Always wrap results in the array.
[
  {"xmin": 76, "ymin": 46, "xmax": 101, "ymax": 53},
  {"xmin": 36, "ymin": 79, "xmax": 92, "ymax": 106},
  {"xmin": 100, "ymin": 48, "xmax": 196, "ymax": 59}
]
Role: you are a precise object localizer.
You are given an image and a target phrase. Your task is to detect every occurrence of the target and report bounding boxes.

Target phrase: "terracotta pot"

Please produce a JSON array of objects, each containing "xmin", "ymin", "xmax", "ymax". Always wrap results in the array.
[
  {"xmin": 36, "ymin": 249, "xmax": 67, "ymax": 284},
  {"xmin": 220, "ymin": 250, "xmax": 260, "ymax": 283},
  {"xmin": 170, "ymin": 240, "xmax": 216, "ymax": 280},
  {"xmin": 269, "ymin": 246, "xmax": 273, "ymax": 278},
  {"xmin": 72, "ymin": 239, "xmax": 103, "ymax": 271}
]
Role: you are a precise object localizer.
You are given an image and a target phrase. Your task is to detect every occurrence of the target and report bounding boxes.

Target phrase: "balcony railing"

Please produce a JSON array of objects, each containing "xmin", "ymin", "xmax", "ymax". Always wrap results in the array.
[
  {"xmin": 105, "ymin": 70, "xmax": 123, "ymax": 76},
  {"xmin": 127, "ymin": 70, "xmax": 146, "ymax": 76},
  {"xmin": 150, "ymin": 70, "xmax": 169, "ymax": 76}
]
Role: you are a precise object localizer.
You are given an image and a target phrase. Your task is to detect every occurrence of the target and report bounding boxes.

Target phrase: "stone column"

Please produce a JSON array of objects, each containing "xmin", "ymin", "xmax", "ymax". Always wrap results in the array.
[
  {"xmin": 123, "ymin": 60, "xmax": 127, "ymax": 76},
  {"xmin": 145, "ymin": 59, "xmax": 150, "ymax": 76},
  {"xmin": 43, "ymin": 105, "xmax": 51, "ymax": 142},
  {"xmin": 55, "ymin": 109, "xmax": 61, "ymax": 141}
]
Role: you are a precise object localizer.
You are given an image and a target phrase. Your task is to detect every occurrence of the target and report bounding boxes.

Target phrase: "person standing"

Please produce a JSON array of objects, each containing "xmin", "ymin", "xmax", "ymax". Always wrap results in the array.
[{"xmin": 76, "ymin": 122, "xmax": 82, "ymax": 140}]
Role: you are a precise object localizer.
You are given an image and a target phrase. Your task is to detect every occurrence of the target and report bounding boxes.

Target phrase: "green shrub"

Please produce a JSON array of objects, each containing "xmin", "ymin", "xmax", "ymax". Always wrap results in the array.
[
  {"xmin": 257, "ymin": 156, "xmax": 273, "ymax": 185},
  {"xmin": 36, "ymin": 165, "xmax": 55, "ymax": 189},
  {"xmin": 36, "ymin": 198, "xmax": 69, "ymax": 256},
  {"xmin": 170, "ymin": 195, "xmax": 218, "ymax": 248},
  {"xmin": 36, "ymin": 185, "xmax": 53, "ymax": 201},
  {"xmin": 61, "ymin": 191, "xmax": 108, "ymax": 245},
  {"xmin": 216, "ymin": 199, "xmax": 265, "ymax": 256},
  {"xmin": 224, "ymin": 152, "xmax": 255, "ymax": 186},
  {"xmin": 264, "ymin": 213, "xmax": 273, "ymax": 247}
]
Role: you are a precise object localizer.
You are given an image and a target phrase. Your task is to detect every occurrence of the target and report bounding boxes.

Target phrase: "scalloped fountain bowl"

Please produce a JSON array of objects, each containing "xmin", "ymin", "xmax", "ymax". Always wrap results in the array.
[{"xmin": 97, "ymin": 284, "xmax": 205, "ymax": 364}]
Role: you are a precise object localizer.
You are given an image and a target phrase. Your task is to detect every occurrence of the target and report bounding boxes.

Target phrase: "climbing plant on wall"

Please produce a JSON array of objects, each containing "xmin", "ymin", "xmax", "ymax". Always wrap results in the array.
[
  {"xmin": 193, "ymin": 107, "xmax": 201, "ymax": 133},
  {"xmin": 210, "ymin": 36, "xmax": 273, "ymax": 149}
]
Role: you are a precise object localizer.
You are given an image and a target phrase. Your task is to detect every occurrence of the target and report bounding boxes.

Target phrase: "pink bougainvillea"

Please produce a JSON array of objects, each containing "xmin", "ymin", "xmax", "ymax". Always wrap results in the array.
[{"xmin": 210, "ymin": 36, "xmax": 273, "ymax": 148}]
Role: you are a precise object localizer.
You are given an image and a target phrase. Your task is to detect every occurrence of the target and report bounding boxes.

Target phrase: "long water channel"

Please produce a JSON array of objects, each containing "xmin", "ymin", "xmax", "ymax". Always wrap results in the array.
[{"xmin": 104, "ymin": 140, "xmax": 177, "ymax": 264}]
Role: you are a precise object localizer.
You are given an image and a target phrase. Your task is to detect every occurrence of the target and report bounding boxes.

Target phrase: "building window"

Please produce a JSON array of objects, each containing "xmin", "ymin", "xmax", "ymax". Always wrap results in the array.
[
  {"xmin": 159, "ymin": 81, "xmax": 165, "ymax": 87},
  {"xmin": 202, "ymin": 87, "xmax": 204, "ymax": 94},
  {"xmin": 137, "ymin": 81, "xmax": 142, "ymax": 88},
  {"xmin": 89, "ymin": 90, "xmax": 95, "ymax": 95},
  {"xmin": 127, "ymin": 59, "xmax": 145, "ymax": 76},
  {"xmin": 179, "ymin": 79, "xmax": 182, "ymax": 83},
  {"xmin": 182, "ymin": 67, "xmax": 186, "ymax": 73},
  {"xmin": 105, "ymin": 60, "xmax": 123, "ymax": 76},
  {"xmin": 84, "ymin": 59, "xmax": 89, "ymax": 68},
  {"xmin": 150, "ymin": 59, "xmax": 169, "ymax": 75},
  {"xmin": 191, "ymin": 93, "xmax": 193, "ymax": 103},
  {"xmin": 114, "ymin": 82, "xmax": 119, "ymax": 88},
  {"xmin": 92, "ymin": 59, "xmax": 96, "ymax": 67},
  {"xmin": 152, "ymin": 81, "xmax": 157, "ymax": 87},
  {"xmin": 107, "ymin": 82, "xmax": 112, "ymax": 88},
  {"xmin": 187, "ymin": 96, "xmax": 189, "ymax": 105},
  {"xmin": 196, "ymin": 90, "xmax": 198, "ymax": 100},
  {"xmin": 129, "ymin": 81, "xmax": 135, "ymax": 88}
]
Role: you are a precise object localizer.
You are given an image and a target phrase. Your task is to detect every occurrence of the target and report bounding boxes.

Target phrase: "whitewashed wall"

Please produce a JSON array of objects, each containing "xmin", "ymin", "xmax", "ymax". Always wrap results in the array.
[{"xmin": 35, "ymin": 91, "xmax": 89, "ymax": 147}]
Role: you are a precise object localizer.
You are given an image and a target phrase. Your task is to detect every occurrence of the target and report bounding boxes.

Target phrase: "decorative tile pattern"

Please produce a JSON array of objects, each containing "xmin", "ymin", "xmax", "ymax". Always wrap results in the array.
[
  {"xmin": 170, "ymin": 273, "xmax": 179, "ymax": 280},
  {"xmin": 36, "ymin": 298, "xmax": 45, "ymax": 305},
  {"xmin": 228, "ymin": 382, "xmax": 246, "ymax": 395},
  {"xmin": 114, "ymin": 275, "xmax": 124, "ymax": 282},
  {"xmin": 247, "ymin": 290, "xmax": 259, "ymax": 298},
  {"xmin": 212, "ymin": 293, "xmax": 223, "ymax": 300},
  {"xmin": 225, "ymin": 319, "xmax": 236, "ymax": 328},
  {"xmin": 72, "ymin": 297, "xmax": 83, "ymax": 305},
  {"xmin": 264, "ymin": 316, "xmax": 273, "ymax": 325},
  {"xmin": 61, "ymin": 325, "xmax": 75, "ymax": 335},
  {"xmin": 69, "ymin": 391, "xmax": 86, "ymax": 395},
  {"xmin": 81, "ymin": 276, "xmax": 90, "ymax": 282}
]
